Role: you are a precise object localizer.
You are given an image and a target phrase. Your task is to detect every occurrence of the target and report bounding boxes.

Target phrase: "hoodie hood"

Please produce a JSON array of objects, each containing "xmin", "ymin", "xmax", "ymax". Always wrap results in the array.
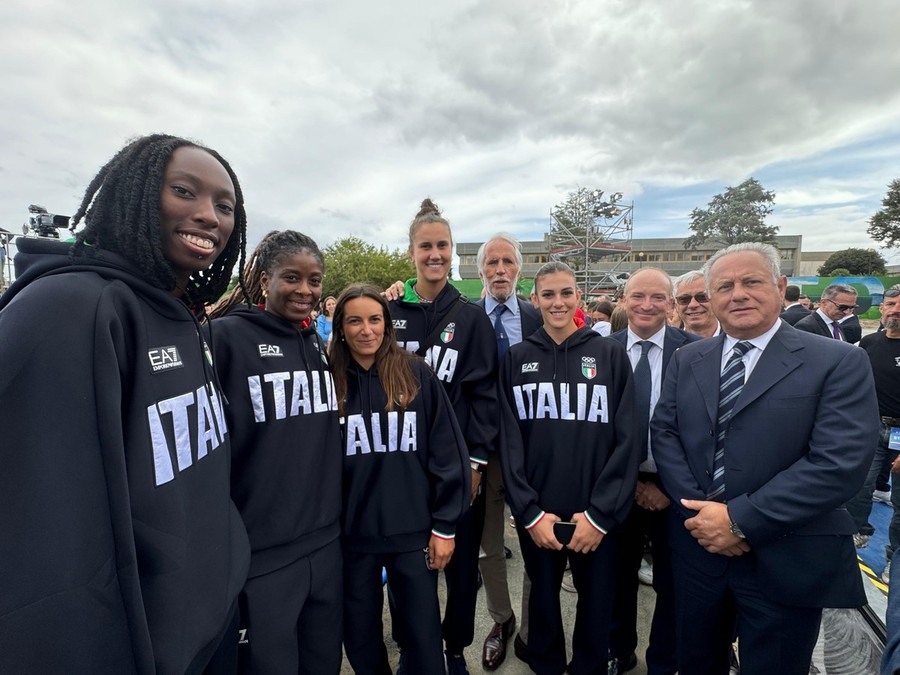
[
  {"xmin": 523, "ymin": 325, "xmax": 602, "ymax": 381},
  {"xmin": 1, "ymin": 237, "xmax": 187, "ymax": 320},
  {"xmin": 399, "ymin": 277, "xmax": 462, "ymax": 310},
  {"xmin": 224, "ymin": 303, "xmax": 318, "ymax": 340}
]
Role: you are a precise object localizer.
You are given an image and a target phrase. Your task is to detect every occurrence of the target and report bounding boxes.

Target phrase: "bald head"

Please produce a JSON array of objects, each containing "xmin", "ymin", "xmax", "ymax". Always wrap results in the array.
[{"xmin": 622, "ymin": 268, "xmax": 674, "ymax": 338}]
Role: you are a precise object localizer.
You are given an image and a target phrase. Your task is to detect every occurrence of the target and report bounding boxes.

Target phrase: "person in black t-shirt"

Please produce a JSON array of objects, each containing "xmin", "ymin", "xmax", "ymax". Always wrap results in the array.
[{"xmin": 846, "ymin": 288, "xmax": 900, "ymax": 568}]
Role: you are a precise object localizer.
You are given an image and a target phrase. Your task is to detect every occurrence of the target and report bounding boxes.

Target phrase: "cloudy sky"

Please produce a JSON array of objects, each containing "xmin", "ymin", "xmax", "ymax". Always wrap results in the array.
[{"xmin": 3, "ymin": 0, "xmax": 900, "ymax": 273}]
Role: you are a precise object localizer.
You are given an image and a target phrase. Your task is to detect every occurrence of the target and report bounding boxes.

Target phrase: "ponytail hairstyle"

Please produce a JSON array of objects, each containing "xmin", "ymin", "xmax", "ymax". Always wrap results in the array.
[
  {"xmin": 408, "ymin": 197, "xmax": 451, "ymax": 248},
  {"xmin": 71, "ymin": 134, "xmax": 247, "ymax": 307},
  {"xmin": 330, "ymin": 283, "xmax": 419, "ymax": 417},
  {"xmin": 210, "ymin": 229, "xmax": 325, "ymax": 319}
]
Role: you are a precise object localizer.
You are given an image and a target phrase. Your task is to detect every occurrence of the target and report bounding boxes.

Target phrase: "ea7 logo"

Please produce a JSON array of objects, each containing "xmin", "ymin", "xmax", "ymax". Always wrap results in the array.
[
  {"xmin": 259, "ymin": 344, "xmax": 284, "ymax": 358},
  {"xmin": 393, "ymin": 320, "xmax": 407, "ymax": 330},
  {"xmin": 148, "ymin": 346, "xmax": 183, "ymax": 372},
  {"xmin": 521, "ymin": 362, "xmax": 539, "ymax": 373}
]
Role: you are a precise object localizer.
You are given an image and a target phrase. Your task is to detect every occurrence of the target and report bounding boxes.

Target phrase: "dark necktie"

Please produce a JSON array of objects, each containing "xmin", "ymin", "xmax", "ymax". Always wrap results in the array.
[
  {"xmin": 707, "ymin": 341, "xmax": 754, "ymax": 501},
  {"xmin": 494, "ymin": 304, "xmax": 509, "ymax": 359},
  {"xmin": 831, "ymin": 321, "xmax": 843, "ymax": 340},
  {"xmin": 634, "ymin": 341, "xmax": 653, "ymax": 462}
]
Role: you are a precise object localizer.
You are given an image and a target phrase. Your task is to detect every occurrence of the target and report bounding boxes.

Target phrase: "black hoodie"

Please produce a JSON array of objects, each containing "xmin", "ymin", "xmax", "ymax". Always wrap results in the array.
[
  {"xmin": 341, "ymin": 357, "xmax": 470, "ymax": 553},
  {"xmin": 499, "ymin": 326, "xmax": 638, "ymax": 534},
  {"xmin": 0, "ymin": 238, "xmax": 250, "ymax": 674},
  {"xmin": 389, "ymin": 281, "xmax": 498, "ymax": 467},
  {"xmin": 208, "ymin": 306, "xmax": 342, "ymax": 577}
]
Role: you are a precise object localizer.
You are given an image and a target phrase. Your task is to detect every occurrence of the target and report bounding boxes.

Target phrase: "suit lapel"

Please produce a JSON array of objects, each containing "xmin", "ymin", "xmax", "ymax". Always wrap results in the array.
[
  {"xmin": 732, "ymin": 324, "xmax": 803, "ymax": 416},
  {"xmin": 689, "ymin": 335, "xmax": 725, "ymax": 429},
  {"xmin": 662, "ymin": 326, "xmax": 686, "ymax": 375}
]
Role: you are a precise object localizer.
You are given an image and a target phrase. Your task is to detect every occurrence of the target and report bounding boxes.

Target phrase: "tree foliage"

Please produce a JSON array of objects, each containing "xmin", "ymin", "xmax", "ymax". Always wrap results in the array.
[
  {"xmin": 683, "ymin": 178, "xmax": 778, "ymax": 250},
  {"xmin": 868, "ymin": 179, "xmax": 900, "ymax": 248},
  {"xmin": 322, "ymin": 236, "xmax": 415, "ymax": 299},
  {"xmin": 550, "ymin": 187, "xmax": 624, "ymax": 271},
  {"xmin": 817, "ymin": 248, "xmax": 886, "ymax": 276},
  {"xmin": 550, "ymin": 187, "xmax": 617, "ymax": 239}
]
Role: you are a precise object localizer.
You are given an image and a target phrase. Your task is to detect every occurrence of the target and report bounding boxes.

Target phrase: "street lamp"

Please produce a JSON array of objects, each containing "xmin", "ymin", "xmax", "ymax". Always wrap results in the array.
[{"xmin": 636, "ymin": 251, "xmax": 646, "ymax": 269}]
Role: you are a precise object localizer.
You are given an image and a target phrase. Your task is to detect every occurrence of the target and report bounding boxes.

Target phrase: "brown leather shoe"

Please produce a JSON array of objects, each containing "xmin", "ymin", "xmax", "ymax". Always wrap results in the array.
[{"xmin": 481, "ymin": 615, "xmax": 516, "ymax": 670}]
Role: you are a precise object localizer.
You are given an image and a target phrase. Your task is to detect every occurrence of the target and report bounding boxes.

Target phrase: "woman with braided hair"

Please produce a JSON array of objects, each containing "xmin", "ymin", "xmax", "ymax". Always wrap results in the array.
[
  {"xmin": 209, "ymin": 230, "xmax": 344, "ymax": 673},
  {"xmin": 0, "ymin": 134, "xmax": 251, "ymax": 673}
]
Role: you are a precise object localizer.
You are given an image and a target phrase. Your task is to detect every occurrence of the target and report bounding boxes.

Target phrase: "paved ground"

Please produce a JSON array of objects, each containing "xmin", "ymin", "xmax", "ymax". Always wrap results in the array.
[{"xmin": 339, "ymin": 506, "xmax": 655, "ymax": 674}]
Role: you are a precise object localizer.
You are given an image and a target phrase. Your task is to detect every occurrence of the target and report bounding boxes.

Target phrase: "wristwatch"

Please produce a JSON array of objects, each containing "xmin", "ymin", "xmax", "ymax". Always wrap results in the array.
[{"xmin": 729, "ymin": 518, "xmax": 746, "ymax": 540}]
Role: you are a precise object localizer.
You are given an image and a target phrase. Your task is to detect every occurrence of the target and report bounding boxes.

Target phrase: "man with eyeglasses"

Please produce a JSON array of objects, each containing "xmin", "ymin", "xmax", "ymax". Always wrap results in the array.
[
  {"xmin": 793, "ymin": 283, "xmax": 859, "ymax": 340},
  {"xmin": 674, "ymin": 271, "xmax": 721, "ymax": 338},
  {"xmin": 846, "ymin": 288, "xmax": 900, "ymax": 563}
]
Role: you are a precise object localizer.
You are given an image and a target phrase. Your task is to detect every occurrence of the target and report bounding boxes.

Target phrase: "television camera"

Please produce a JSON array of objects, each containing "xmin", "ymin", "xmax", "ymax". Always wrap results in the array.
[{"xmin": 23, "ymin": 204, "xmax": 71, "ymax": 239}]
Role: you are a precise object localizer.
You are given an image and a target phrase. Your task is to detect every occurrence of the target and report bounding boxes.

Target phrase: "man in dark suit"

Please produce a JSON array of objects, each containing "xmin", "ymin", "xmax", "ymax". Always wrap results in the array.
[
  {"xmin": 840, "ymin": 312, "xmax": 862, "ymax": 344},
  {"xmin": 780, "ymin": 284, "xmax": 811, "ymax": 325},
  {"xmin": 475, "ymin": 233, "xmax": 542, "ymax": 670},
  {"xmin": 793, "ymin": 283, "xmax": 859, "ymax": 340},
  {"xmin": 652, "ymin": 243, "xmax": 878, "ymax": 675},
  {"xmin": 608, "ymin": 268, "xmax": 700, "ymax": 675}
]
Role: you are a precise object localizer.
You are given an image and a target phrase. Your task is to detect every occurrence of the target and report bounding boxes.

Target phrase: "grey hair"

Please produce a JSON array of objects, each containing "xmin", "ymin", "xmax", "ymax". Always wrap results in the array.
[
  {"xmin": 624, "ymin": 267, "xmax": 674, "ymax": 296},
  {"xmin": 702, "ymin": 242, "xmax": 781, "ymax": 286},
  {"xmin": 674, "ymin": 270, "xmax": 705, "ymax": 295},
  {"xmin": 821, "ymin": 283, "xmax": 858, "ymax": 301},
  {"xmin": 476, "ymin": 232, "xmax": 524, "ymax": 276}
]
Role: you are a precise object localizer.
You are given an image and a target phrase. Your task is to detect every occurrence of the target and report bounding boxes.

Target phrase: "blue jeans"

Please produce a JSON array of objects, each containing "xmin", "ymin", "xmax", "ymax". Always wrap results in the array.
[{"xmin": 846, "ymin": 423, "xmax": 897, "ymax": 539}]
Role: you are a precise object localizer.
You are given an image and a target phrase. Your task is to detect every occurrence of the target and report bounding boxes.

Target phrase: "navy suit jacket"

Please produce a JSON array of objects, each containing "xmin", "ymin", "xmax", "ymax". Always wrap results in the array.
[
  {"xmin": 608, "ymin": 325, "xmax": 701, "ymax": 380},
  {"xmin": 476, "ymin": 297, "xmax": 542, "ymax": 342},
  {"xmin": 840, "ymin": 314, "xmax": 862, "ymax": 344},
  {"xmin": 780, "ymin": 304, "xmax": 811, "ymax": 326},
  {"xmin": 651, "ymin": 321, "xmax": 878, "ymax": 608}
]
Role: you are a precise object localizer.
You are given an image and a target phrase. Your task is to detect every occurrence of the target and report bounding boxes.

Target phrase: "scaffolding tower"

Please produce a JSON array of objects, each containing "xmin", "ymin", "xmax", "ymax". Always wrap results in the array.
[{"xmin": 548, "ymin": 189, "xmax": 634, "ymax": 297}]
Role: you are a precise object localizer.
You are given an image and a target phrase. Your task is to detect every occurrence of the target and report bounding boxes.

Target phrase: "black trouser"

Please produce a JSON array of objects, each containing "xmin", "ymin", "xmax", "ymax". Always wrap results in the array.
[
  {"xmin": 517, "ymin": 523, "xmax": 617, "ymax": 675},
  {"xmin": 344, "ymin": 547, "xmax": 444, "ymax": 675},
  {"xmin": 391, "ymin": 491, "xmax": 485, "ymax": 654},
  {"xmin": 239, "ymin": 539, "xmax": 343, "ymax": 674},
  {"xmin": 609, "ymin": 486, "xmax": 677, "ymax": 674}
]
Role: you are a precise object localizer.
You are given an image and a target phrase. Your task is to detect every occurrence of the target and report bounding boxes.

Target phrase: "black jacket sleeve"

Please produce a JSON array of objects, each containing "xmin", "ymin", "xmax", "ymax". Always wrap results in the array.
[{"xmin": 419, "ymin": 361, "xmax": 471, "ymax": 537}]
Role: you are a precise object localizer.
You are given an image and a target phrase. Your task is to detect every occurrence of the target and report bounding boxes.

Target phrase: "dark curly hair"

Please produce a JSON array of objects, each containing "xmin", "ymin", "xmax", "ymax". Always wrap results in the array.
[
  {"xmin": 71, "ymin": 133, "xmax": 247, "ymax": 306},
  {"xmin": 210, "ymin": 229, "xmax": 325, "ymax": 318}
]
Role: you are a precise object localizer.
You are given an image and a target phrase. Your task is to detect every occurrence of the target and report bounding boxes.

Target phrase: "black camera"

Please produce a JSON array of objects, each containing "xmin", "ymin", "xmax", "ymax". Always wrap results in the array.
[{"xmin": 23, "ymin": 204, "xmax": 71, "ymax": 239}]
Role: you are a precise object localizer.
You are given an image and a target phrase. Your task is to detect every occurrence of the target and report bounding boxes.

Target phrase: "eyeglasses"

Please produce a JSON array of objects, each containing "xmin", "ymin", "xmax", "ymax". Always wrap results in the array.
[
  {"xmin": 675, "ymin": 292, "xmax": 710, "ymax": 306},
  {"xmin": 885, "ymin": 289, "xmax": 900, "ymax": 298},
  {"xmin": 824, "ymin": 298, "xmax": 859, "ymax": 312}
]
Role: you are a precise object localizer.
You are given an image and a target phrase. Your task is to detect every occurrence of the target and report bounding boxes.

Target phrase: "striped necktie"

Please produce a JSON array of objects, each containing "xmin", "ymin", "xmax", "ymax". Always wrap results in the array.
[{"xmin": 707, "ymin": 341, "xmax": 754, "ymax": 501}]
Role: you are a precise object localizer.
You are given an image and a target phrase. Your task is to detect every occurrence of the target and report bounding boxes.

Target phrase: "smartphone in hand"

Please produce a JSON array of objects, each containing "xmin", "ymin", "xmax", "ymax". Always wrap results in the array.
[{"xmin": 553, "ymin": 521, "xmax": 576, "ymax": 546}]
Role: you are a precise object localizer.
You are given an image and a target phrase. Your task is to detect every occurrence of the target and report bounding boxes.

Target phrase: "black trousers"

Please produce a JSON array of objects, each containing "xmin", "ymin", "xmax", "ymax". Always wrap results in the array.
[
  {"xmin": 671, "ymin": 548, "xmax": 821, "ymax": 675},
  {"xmin": 390, "ymin": 491, "xmax": 486, "ymax": 654},
  {"xmin": 344, "ymin": 547, "xmax": 444, "ymax": 675},
  {"xmin": 609, "ymin": 499, "xmax": 677, "ymax": 674},
  {"xmin": 517, "ymin": 524, "xmax": 617, "ymax": 675},
  {"xmin": 239, "ymin": 538, "xmax": 343, "ymax": 674}
]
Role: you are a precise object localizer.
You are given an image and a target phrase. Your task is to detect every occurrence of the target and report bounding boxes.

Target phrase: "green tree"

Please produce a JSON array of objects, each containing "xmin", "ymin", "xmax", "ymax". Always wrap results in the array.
[
  {"xmin": 683, "ymin": 178, "xmax": 778, "ymax": 250},
  {"xmin": 868, "ymin": 179, "xmax": 900, "ymax": 248},
  {"xmin": 817, "ymin": 248, "xmax": 886, "ymax": 276},
  {"xmin": 322, "ymin": 236, "xmax": 415, "ymax": 299},
  {"xmin": 549, "ymin": 187, "xmax": 623, "ymax": 276}
]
